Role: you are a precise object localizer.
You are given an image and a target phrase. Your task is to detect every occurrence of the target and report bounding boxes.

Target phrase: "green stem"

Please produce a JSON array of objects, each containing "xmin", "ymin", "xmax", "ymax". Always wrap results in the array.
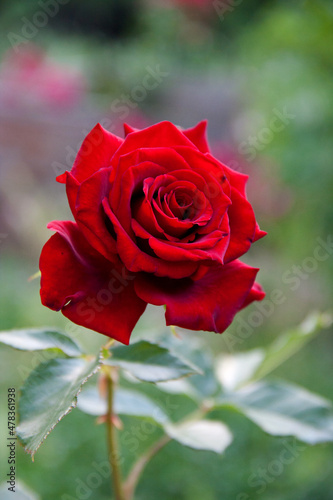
[
  {"xmin": 123, "ymin": 435, "xmax": 171, "ymax": 500},
  {"xmin": 106, "ymin": 368, "xmax": 125, "ymax": 500},
  {"xmin": 122, "ymin": 403, "xmax": 211, "ymax": 499}
]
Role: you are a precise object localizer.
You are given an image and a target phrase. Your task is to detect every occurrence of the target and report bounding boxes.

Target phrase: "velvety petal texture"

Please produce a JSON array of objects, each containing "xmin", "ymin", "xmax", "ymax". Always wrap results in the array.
[
  {"xmin": 40, "ymin": 120, "xmax": 266, "ymax": 343},
  {"xmin": 40, "ymin": 221, "xmax": 146, "ymax": 344},
  {"xmin": 134, "ymin": 261, "xmax": 262, "ymax": 333}
]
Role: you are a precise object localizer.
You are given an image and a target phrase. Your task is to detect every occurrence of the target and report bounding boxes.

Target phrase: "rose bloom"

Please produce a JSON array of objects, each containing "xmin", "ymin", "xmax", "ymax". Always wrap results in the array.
[{"xmin": 40, "ymin": 121, "xmax": 266, "ymax": 344}]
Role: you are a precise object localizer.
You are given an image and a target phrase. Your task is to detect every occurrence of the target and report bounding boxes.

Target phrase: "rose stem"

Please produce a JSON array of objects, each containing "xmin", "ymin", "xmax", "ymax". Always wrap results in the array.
[
  {"xmin": 106, "ymin": 367, "xmax": 125, "ymax": 500},
  {"xmin": 123, "ymin": 435, "xmax": 171, "ymax": 500}
]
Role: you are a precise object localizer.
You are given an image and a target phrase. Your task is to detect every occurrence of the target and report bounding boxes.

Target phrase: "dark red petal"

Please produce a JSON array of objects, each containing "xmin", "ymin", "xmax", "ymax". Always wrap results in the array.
[
  {"xmin": 40, "ymin": 221, "xmax": 147, "ymax": 344},
  {"xmin": 253, "ymin": 223, "xmax": 267, "ymax": 242},
  {"xmin": 103, "ymin": 199, "xmax": 198, "ymax": 278},
  {"xmin": 170, "ymin": 147, "xmax": 231, "ymax": 233},
  {"xmin": 183, "ymin": 120, "xmax": 210, "ymax": 153},
  {"xmin": 123, "ymin": 123, "xmax": 138, "ymax": 136},
  {"xmin": 151, "ymin": 199, "xmax": 195, "ymax": 238},
  {"xmin": 241, "ymin": 281, "xmax": 265, "ymax": 309},
  {"xmin": 173, "ymin": 146, "xmax": 225, "ymax": 182},
  {"xmin": 148, "ymin": 230, "xmax": 229, "ymax": 265},
  {"xmin": 133, "ymin": 190, "xmax": 170, "ymax": 240},
  {"xmin": 209, "ymin": 156, "xmax": 249, "ymax": 198},
  {"xmin": 62, "ymin": 171, "xmax": 80, "ymax": 217},
  {"xmin": 109, "ymin": 147, "xmax": 190, "ymax": 210},
  {"xmin": 110, "ymin": 121, "xmax": 195, "ymax": 169},
  {"xmin": 224, "ymin": 187, "xmax": 257, "ymax": 263},
  {"xmin": 134, "ymin": 260, "xmax": 263, "ymax": 333},
  {"xmin": 57, "ymin": 124, "xmax": 123, "ymax": 185},
  {"xmin": 112, "ymin": 162, "xmax": 167, "ymax": 235},
  {"xmin": 75, "ymin": 168, "xmax": 118, "ymax": 262}
]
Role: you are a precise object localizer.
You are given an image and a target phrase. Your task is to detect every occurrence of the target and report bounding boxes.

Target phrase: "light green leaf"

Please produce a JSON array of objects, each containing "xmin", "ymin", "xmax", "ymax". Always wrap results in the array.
[
  {"xmin": 78, "ymin": 386, "xmax": 169, "ymax": 424},
  {"xmin": 217, "ymin": 380, "xmax": 333, "ymax": 444},
  {"xmin": 156, "ymin": 378, "xmax": 199, "ymax": 400},
  {"xmin": 250, "ymin": 311, "xmax": 332, "ymax": 383},
  {"xmin": 0, "ymin": 328, "xmax": 82, "ymax": 357},
  {"xmin": 17, "ymin": 357, "xmax": 100, "ymax": 457},
  {"xmin": 215, "ymin": 349, "xmax": 265, "ymax": 392},
  {"xmin": 165, "ymin": 419, "xmax": 233, "ymax": 454},
  {"xmin": 103, "ymin": 340, "xmax": 201, "ymax": 383},
  {"xmin": 0, "ymin": 481, "xmax": 39, "ymax": 499}
]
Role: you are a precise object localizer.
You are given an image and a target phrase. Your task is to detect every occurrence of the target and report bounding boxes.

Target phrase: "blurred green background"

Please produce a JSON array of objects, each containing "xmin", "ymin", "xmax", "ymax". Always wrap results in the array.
[{"xmin": 0, "ymin": 0, "xmax": 333, "ymax": 498}]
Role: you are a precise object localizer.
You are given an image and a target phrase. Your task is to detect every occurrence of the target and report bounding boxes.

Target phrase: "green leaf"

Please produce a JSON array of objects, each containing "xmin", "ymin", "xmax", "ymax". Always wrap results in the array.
[
  {"xmin": 156, "ymin": 378, "xmax": 199, "ymax": 400},
  {"xmin": 215, "ymin": 349, "xmax": 265, "ymax": 392},
  {"xmin": 103, "ymin": 340, "xmax": 201, "ymax": 383},
  {"xmin": 0, "ymin": 328, "xmax": 82, "ymax": 357},
  {"xmin": 217, "ymin": 380, "xmax": 333, "ymax": 444},
  {"xmin": 0, "ymin": 481, "xmax": 39, "ymax": 499},
  {"xmin": 215, "ymin": 312, "xmax": 332, "ymax": 391},
  {"xmin": 17, "ymin": 357, "xmax": 100, "ymax": 457},
  {"xmin": 250, "ymin": 311, "xmax": 332, "ymax": 383},
  {"xmin": 165, "ymin": 419, "xmax": 233, "ymax": 454},
  {"xmin": 78, "ymin": 386, "xmax": 169, "ymax": 424},
  {"xmin": 159, "ymin": 333, "xmax": 219, "ymax": 398}
]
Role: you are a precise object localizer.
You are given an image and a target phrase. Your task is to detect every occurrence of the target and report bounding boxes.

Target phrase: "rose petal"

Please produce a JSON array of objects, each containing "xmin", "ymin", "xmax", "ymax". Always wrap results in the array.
[
  {"xmin": 183, "ymin": 120, "xmax": 210, "ymax": 153},
  {"xmin": 110, "ymin": 121, "xmax": 195, "ymax": 170},
  {"xmin": 241, "ymin": 281, "xmax": 265, "ymax": 309},
  {"xmin": 134, "ymin": 260, "xmax": 263, "ymax": 333},
  {"xmin": 123, "ymin": 123, "xmax": 138, "ymax": 136},
  {"xmin": 253, "ymin": 223, "xmax": 268, "ymax": 242},
  {"xmin": 170, "ymin": 147, "xmax": 232, "ymax": 233},
  {"xmin": 112, "ymin": 162, "xmax": 167, "ymax": 235},
  {"xmin": 103, "ymin": 198, "xmax": 199, "ymax": 278},
  {"xmin": 62, "ymin": 171, "xmax": 80, "ymax": 217},
  {"xmin": 133, "ymin": 189, "xmax": 171, "ymax": 240},
  {"xmin": 148, "ymin": 231, "xmax": 229, "ymax": 264},
  {"xmin": 75, "ymin": 168, "xmax": 118, "ymax": 262},
  {"xmin": 110, "ymin": 147, "xmax": 191, "ymax": 210},
  {"xmin": 224, "ymin": 187, "xmax": 257, "ymax": 263},
  {"xmin": 208, "ymin": 155, "xmax": 249, "ymax": 198},
  {"xmin": 57, "ymin": 124, "xmax": 123, "ymax": 184},
  {"xmin": 173, "ymin": 146, "xmax": 225, "ymax": 183},
  {"xmin": 40, "ymin": 221, "xmax": 146, "ymax": 344}
]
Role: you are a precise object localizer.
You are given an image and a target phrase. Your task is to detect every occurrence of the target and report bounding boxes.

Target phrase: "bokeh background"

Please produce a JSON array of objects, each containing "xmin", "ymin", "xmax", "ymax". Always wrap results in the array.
[{"xmin": 0, "ymin": 0, "xmax": 333, "ymax": 498}]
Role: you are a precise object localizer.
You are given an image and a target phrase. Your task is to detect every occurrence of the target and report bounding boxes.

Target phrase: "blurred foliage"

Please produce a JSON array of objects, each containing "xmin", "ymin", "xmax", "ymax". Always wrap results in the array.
[{"xmin": 1, "ymin": 0, "xmax": 333, "ymax": 499}]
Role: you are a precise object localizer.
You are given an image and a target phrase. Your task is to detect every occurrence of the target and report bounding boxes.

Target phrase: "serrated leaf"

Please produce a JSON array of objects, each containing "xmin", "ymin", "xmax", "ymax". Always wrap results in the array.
[
  {"xmin": 217, "ymin": 380, "xmax": 333, "ymax": 444},
  {"xmin": 17, "ymin": 357, "xmax": 100, "ymax": 457},
  {"xmin": 0, "ymin": 328, "xmax": 82, "ymax": 357},
  {"xmin": 165, "ymin": 419, "xmax": 233, "ymax": 454},
  {"xmin": 78, "ymin": 386, "xmax": 169, "ymax": 424},
  {"xmin": 103, "ymin": 340, "xmax": 200, "ymax": 383},
  {"xmin": 250, "ymin": 311, "xmax": 332, "ymax": 383}
]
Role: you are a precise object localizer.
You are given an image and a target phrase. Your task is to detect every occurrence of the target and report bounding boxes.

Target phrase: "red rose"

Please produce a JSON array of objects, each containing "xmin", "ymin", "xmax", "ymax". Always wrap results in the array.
[{"xmin": 40, "ymin": 121, "xmax": 266, "ymax": 344}]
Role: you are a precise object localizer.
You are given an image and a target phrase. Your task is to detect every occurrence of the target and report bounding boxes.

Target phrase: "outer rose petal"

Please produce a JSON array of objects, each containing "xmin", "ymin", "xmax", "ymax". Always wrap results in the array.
[
  {"xmin": 57, "ymin": 124, "xmax": 123, "ymax": 184},
  {"xmin": 40, "ymin": 220, "xmax": 147, "ymax": 344},
  {"xmin": 110, "ymin": 121, "xmax": 196, "ymax": 169},
  {"xmin": 224, "ymin": 187, "xmax": 257, "ymax": 263},
  {"xmin": 63, "ymin": 171, "xmax": 80, "ymax": 217},
  {"xmin": 219, "ymin": 161, "xmax": 249, "ymax": 198},
  {"xmin": 134, "ymin": 260, "xmax": 264, "ymax": 333},
  {"xmin": 183, "ymin": 120, "xmax": 210, "ymax": 153},
  {"xmin": 241, "ymin": 281, "xmax": 265, "ymax": 309},
  {"xmin": 123, "ymin": 123, "xmax": 138, "ymax": 136},
  {"xmin": 253, "ymin": 223, "xmax": 268, "ymax": 242},
  {"xmin": 75, "ymin": 168, "xmax": 118, "ymax": 262}
]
